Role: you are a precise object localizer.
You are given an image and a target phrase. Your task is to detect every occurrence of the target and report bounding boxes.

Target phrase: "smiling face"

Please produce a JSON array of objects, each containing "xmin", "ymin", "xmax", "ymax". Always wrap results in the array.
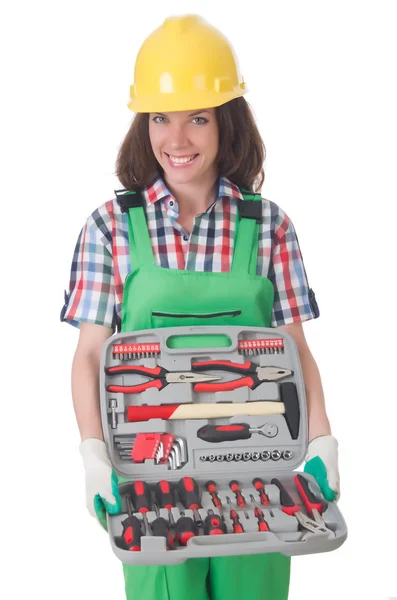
[{"xmin": 148, "ymin": 108, "xmax": 219, "ymax": 187}]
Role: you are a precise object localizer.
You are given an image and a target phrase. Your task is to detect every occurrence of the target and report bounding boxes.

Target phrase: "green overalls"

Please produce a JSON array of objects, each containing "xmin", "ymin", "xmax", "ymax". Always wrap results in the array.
[{"xmin": 116, "ymin": 187, "xmax": 291, "ymax": 600}]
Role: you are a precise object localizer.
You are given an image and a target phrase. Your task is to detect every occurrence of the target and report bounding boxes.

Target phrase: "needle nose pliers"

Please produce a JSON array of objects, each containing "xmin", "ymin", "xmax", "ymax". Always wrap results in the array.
[{"xmin": 105, "ymin": 365, "xmax": 220, "ymax": 394}]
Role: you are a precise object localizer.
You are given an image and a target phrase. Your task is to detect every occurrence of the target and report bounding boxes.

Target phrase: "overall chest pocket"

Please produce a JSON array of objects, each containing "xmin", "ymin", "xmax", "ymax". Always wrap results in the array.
[{"xmin": 151, "ymin": 309, "xmax": 242, "ymax": 328}]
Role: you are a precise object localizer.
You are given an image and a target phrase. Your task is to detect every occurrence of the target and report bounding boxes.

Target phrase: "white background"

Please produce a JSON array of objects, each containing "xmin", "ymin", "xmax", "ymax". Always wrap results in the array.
[{"xmin": 2, "ymin": 1, "xmax": 397, "ymax": 598}]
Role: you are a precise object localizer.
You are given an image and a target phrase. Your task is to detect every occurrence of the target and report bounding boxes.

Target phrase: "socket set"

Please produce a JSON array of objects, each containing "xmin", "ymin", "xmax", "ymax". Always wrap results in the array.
[
  {"xmin": 199, "ymin": 450, "xmax": 293, "ymax": 462},
  {"xmin": 99, "ymin": 325, "xmax": 347, "ymax": 565}
]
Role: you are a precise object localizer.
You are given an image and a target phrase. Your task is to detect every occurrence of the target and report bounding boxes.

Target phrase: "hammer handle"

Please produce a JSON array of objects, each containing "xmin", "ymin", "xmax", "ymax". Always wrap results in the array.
[{"xmin": 127, "ymin": 402, "xmax": 285, "ymax": 422}]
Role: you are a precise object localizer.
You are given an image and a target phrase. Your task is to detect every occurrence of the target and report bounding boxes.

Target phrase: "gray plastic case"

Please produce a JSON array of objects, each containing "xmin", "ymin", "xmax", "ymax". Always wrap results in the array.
[{"xmin": 100, "ymin": 325, "xmax": 347, "ymax": 565}]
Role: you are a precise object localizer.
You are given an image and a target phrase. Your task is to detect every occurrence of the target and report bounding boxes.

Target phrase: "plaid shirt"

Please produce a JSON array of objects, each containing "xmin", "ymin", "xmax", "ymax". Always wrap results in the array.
[{"xmin": 61, "ymin": 175, "xmax": 319, "ymax": 331}]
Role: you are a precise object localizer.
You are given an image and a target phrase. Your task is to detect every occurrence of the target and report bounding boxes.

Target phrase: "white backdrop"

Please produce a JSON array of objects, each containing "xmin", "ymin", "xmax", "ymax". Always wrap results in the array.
[{"xmin": 2, "ymin": 1, "xmax": 397, "ymax": 599}]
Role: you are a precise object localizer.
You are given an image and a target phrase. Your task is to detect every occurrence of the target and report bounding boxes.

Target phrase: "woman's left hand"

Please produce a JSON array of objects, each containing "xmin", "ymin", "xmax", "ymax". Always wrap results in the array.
[{"xmin": 304, "ymin": 435, "xmax": 340, "ymax": 502}]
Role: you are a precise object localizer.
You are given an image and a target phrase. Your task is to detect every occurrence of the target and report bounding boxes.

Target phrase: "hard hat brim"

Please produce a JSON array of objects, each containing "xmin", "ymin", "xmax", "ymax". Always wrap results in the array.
[{"xmin": 127, "ymin": 88, "xmax": 247, "ymax": 113}]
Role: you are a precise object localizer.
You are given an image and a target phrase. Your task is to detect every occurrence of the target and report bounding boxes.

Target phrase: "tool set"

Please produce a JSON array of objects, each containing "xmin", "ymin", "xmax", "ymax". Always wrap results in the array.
[
  {"xmin": 114, "ymin": 474, "xmax": 335, "ymax": 553},
  {"xmin": 100, "ymin": 325, "xmax": 347, "ymax": 565}
]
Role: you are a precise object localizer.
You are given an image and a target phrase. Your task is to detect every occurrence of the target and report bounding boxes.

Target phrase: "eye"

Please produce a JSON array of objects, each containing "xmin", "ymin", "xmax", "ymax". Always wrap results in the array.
[
  {"xmin": 192, "ymin": 117, "xmax": 208, "ymax": 124},
  {"xmin": 152, "ymin": 117, "xmax": 167, "ymax": 123}
]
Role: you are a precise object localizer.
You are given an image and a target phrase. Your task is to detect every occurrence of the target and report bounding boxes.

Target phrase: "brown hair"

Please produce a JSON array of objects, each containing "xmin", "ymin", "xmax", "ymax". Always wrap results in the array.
[{"xmin": 115, "ymin": 97, "xmax": 265, "ymax": 193}]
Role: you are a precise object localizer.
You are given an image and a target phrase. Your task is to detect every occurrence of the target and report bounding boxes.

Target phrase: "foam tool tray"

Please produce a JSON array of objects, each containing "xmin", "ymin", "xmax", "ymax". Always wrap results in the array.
[{"xmin": 99, "ymin": 325, "xmax": 347, "ymax": 565}]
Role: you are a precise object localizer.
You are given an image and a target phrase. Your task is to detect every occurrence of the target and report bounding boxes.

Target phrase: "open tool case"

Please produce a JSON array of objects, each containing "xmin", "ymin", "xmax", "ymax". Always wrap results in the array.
[{"xmin": 100, "ymin": 326, "xmax": 347, "ymax": 565}]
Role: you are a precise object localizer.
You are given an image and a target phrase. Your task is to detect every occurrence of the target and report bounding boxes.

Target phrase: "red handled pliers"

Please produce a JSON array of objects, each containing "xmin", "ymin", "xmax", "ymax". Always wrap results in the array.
[
  {"xmin": 271, "ymin": 475, "xmax": 334, "ymax": 538},
  {"xmin": 105, "ymin": 365, "xmax": 220, "ymax": 394},
  {"xmin": 294, "ymin": 473, "xmax": 333, "ymax": 534},
  {"xmin": 190, "ymin": 360, "xmax": 293, "ymax": 392}
]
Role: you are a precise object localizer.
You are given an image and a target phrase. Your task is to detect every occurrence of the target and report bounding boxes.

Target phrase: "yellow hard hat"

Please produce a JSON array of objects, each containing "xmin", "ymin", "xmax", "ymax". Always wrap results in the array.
[{"xmin": 128, "ymin": 14, "xmax": 247, "ymax": 113}]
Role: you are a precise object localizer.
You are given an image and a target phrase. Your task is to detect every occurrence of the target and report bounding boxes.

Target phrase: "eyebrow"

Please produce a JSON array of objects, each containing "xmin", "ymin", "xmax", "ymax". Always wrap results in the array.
[{"xmin": 154, "ymin": 110, "xmax": 210, "ymax": 117}]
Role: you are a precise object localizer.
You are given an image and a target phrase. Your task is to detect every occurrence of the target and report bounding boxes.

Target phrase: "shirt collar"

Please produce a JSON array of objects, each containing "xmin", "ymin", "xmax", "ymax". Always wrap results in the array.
[{"xmin": 142, "ymin": 174, "xmax": 244, "ymax": 207}]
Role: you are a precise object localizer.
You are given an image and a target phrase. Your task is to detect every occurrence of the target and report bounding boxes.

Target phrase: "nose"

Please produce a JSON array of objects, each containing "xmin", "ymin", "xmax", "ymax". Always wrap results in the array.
[{"xmin": 168, "ymin": 123, "xmax": 189, "ymax": 149}]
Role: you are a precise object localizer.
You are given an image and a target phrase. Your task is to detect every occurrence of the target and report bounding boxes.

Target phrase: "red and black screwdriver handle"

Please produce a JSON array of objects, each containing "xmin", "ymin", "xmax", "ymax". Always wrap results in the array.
[
  {"xmin": 151, "ymin": 517, "xmax": 175, "ymax": 550},
  {"xmin": 197, "ymin": 424, "xmax": 252, "ymax": 443},
  {"xmin": 254, "ymin": 507, "xmax": 270, "ymax": 532},
  {"xmin": 203, "ymin": 514, "xmax": 227, "ymax": 535},
  {"xmin": 205, "ymin": 481, "xmax": 222, "ymax": 509},
  {"xmin": 130, "ymin": 481, "xmax": 153, "ymax": 513},
  {"xmin": 271, "ymin": 478, "xmax": 299, "ymax": 516},
  {"xmin": 175, "ymin": 515, "xmax": 199, "ymax": 546},
  {"xmin": 178, "ymin": 477, "xmax": 201, "ymax": 510},
  {"xmin": 192, "ymin": 360, "xmax": 262, "ymax": 392},
  {"xmin": 253, "ymin": 478, "xmax": 270, "ymax": 506},
  {"xmin": 229, "ymin": 480, "xmax": 246, "ymax": 508},
  {"xmin": 154, "ymin": 480, "xmax": 176, "ymax": 510},
  {"xmin": 122, "ymin": 496, "xmax": 142, "ymax": 551},
  {"xmin": 230, "ymin": 509, "xmax": 244, "ymax": 533},
  {"xmin": 121, "ymin": 515, "xmax": 142, "ymax": 551},
  {"xmin": 178, "ymin": 477, "xmax": 203, "ymax": 526}
]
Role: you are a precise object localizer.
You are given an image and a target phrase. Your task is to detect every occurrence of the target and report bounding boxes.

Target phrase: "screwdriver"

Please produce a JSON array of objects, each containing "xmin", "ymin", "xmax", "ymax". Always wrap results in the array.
[
  {"xmin": 203, "ymin": 510, "xmax": 227, "ymax": 535},
  {"xmin": 249, "ymin": 494, "xmax": 270, "ymax": 531},
  {"xmin": 178, "ymin": 477, "xmax": 203, "ymax": 527},
  {"xmin": 121, "ymin": 495, "xmax": 142, "ymax": 551},
  {"xmin": 252, "ymin": 478, "xmax": 270, "ymax": 506},
  {"xmin": 230, "ymin": 509, "xmax": 244, "ymax": 533},
  {"xmin": 151, "ymin": 504, "xmax": 175, "ymax": 550},
  {"xmin": 130, "ymin": 480, "xmax": 152, "ymax": 535},
  {"xmin": 154, "ymin": 480, "xmax": 176, "ymax": 525},
  {"xmin": 229, "ymin": 480, "xmax": 246, "ymax": 508},
  {"xmin": 175, "ymin": 511, "xmax": 199, "ymax": 546},
  {"xmin": 226, "ymin": 495, "xmax": 249, "ymax": 519},
  {"xmin": 254, "ymin": 507, "xmax": 270, "ymax": 531},
  {"xmin": 205, "ymin": 480, "xmax": 222, "ymax": 509}
]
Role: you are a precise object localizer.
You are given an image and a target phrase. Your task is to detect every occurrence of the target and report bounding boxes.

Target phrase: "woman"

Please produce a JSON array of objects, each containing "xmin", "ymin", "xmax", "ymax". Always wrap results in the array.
[{"xmin": 61, "ymin": 14, "xmax": 340, "ymax": 600}]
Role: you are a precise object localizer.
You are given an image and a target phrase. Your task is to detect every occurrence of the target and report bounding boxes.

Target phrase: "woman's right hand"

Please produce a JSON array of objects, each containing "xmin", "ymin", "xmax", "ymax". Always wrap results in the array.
[{"xmin": 79, "ymin": 438, "xmax": 122, "ymax": 530}]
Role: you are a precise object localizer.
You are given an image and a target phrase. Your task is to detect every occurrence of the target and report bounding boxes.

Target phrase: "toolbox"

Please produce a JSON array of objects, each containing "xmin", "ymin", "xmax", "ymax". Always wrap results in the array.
[{"xmin": 99, "ymin": 325, "xmax": 347, "ymax": 565}]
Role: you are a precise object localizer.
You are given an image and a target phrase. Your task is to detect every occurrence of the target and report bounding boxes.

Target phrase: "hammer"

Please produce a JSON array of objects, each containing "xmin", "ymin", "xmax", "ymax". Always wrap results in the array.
[{"xmin": 127, "ymin": 382, "xmax": 300, "ymax": 439}]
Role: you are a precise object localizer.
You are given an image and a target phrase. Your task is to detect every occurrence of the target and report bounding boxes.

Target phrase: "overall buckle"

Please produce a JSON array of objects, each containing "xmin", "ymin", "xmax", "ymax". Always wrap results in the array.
[
  {"xmin": 115, "ymin": 189, "xmax": 144, "ymax": 213},
  {"xmin": 238, "ymin": 199, "xmax": 262, "ymax": 223}
]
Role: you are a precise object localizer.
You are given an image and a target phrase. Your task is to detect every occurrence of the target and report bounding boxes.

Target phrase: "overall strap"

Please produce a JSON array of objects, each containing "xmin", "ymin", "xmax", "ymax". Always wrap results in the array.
[
  {"xmin": 231, "ymin": 189, "xmax": 262, "ymax": 276},
  {"xmin": 115, "ymin": 188, "xmax": 155, "ymax": 268}
]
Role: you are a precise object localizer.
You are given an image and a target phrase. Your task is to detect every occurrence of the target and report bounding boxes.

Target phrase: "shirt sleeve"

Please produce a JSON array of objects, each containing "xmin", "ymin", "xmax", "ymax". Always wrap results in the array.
[
  {"xmin": 60, "ymin": 216, "xmax": 116, "ymax": 330},
  {"xmin": 268, "ymin": 206, "xmax": 320, "ymax": 327}
]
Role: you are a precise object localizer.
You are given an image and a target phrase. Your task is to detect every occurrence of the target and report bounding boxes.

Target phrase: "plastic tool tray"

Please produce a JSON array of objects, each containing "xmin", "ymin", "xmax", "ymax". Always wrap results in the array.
[{"xmin": 100, "ymin": 326, "xmax": 347, "ymax": 565}]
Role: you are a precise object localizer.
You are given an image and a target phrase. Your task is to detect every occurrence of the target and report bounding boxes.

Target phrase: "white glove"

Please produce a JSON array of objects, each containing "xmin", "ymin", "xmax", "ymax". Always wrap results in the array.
[
  {"xmin": 79, "ymin": 438, "xmax": 122, "ymax": 526},
  {"xmin": 304, "ymin": 435, "xmax": 340, "ymax": 502}
]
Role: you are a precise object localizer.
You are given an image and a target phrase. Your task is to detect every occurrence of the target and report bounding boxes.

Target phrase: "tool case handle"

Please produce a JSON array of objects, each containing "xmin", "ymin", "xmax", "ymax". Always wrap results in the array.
[{"xmin": 162, "ymin": 328, "xmax": 236, "ymax": 351}]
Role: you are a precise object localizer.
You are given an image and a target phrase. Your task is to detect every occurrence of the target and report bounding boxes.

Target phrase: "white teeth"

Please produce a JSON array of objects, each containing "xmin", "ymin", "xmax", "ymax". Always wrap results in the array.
[{"xmin": 169, "ymin": 154, "xmax": 197, "ymax": 164}]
